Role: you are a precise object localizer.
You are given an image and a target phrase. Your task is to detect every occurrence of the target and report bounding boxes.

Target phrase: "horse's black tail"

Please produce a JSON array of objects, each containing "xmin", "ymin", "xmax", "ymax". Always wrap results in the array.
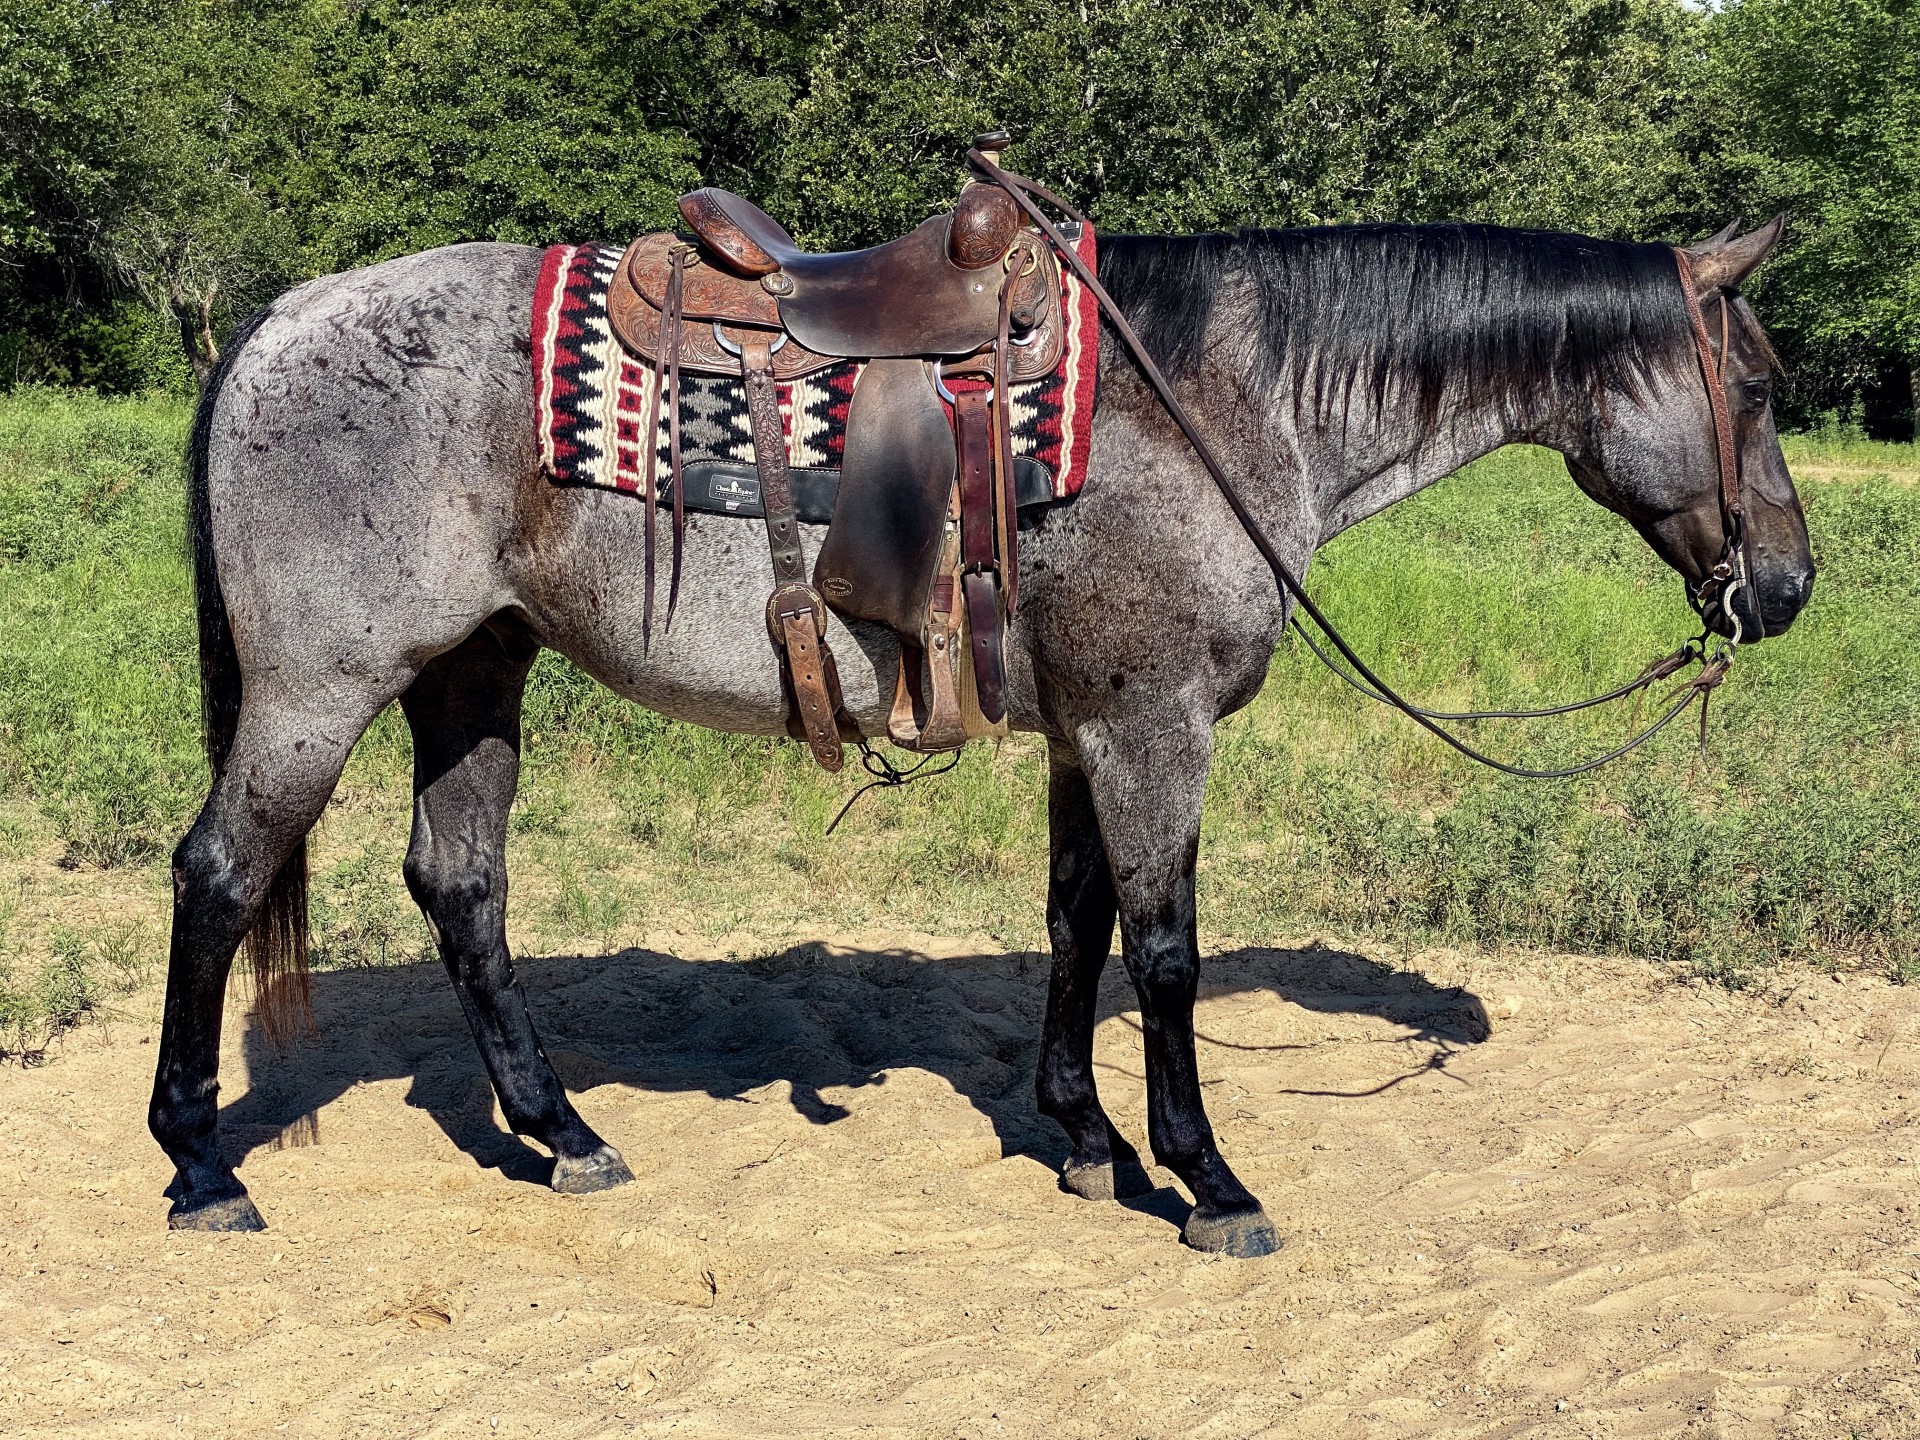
[{"xmin": 187, "ymin": 307, "xmax": 311, "ymax": 1046}]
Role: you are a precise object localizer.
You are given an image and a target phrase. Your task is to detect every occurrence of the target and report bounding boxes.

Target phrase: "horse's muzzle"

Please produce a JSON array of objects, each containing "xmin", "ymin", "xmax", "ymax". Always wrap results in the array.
[{"xmin": 1704, "ymin": 559, "xmax": 1815, "ymax": 640}]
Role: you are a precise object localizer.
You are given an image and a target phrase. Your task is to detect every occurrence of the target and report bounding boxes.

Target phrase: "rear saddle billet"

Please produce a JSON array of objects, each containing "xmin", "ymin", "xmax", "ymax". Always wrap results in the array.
[{"xmin": 606, "ymin": 134, "xmax": 1068, "ymax": 773}]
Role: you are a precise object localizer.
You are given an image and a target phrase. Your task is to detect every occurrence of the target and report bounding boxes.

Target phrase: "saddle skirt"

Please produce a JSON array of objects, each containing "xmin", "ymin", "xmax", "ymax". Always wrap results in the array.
[{"xmin": 532, "ymin": 233, "xmax": 1098, "ymax": 508}]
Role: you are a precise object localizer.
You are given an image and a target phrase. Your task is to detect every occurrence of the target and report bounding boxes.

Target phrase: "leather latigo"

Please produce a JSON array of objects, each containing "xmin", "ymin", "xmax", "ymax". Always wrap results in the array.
[{"xmin": 952, "ymin": 386, "xmax": 1008, "ymax": 723}]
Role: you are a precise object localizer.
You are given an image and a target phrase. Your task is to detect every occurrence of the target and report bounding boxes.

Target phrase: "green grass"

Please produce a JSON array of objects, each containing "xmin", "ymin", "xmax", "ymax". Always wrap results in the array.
[
  {"xmin": 1780, "ymin": 423, "xmax": 1920, "ymax": 475},
  {"xmin": 0, "ymin": 388, "xmax": 1915, "ymax": 1044},
  {"xmin": 1210, "ymin": 445, "xmax": 1920, "ymax": 982}
]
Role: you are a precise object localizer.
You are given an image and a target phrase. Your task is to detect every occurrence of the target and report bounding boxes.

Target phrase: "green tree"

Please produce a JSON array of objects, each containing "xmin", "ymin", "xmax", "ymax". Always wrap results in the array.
[
  {"xmin": 0, "ymin": 0, "xmax": 124, "ymax": 262},
  {"xmin": 772, "ymin": 0, "xmax": 1702, "ymax": 246},
  {"xmin": 307, "ymin": 0, "xmax": 728, "ymax": 266},
  {"xmin": 0, "ymin": 0, "xmax": 326, "ymax": 388},
  {"xmin": 0, "ymin": 0, "xmax": 145, "ymax": 386},
  {"xmin": 95, "ymin": 0, "xmax": 323, "ymax": 386},
  {"xmin": 1703, "ymin": 0, "xmax": 1920, "ymax": 437}
]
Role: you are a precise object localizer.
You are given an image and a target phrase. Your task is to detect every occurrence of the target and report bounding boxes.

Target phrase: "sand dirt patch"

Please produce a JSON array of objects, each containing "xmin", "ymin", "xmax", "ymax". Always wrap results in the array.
[{"xmin": 3, "ymin": 938, "xmax": 1918, "ymax": 1437}]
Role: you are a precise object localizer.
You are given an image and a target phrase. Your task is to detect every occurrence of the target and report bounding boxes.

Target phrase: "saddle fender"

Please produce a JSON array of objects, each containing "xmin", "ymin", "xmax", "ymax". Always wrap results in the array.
[{"xmin": 813, "ymin": 359, "xmax": 958, "ymax": 637}]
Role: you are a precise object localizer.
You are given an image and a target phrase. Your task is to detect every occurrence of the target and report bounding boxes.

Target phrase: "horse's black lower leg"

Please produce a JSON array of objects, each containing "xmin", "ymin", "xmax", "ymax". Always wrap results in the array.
[
  {"xmin": 152, "ymin": 709, "xmax": 363, "ymax": 1230},
  {"xmin": 1037, "ymin": 746, "xmax": 1151, "ymax": 1201},
  {"xmin": 1086, "ymin": 715, "xmax": 1279, "ymax": 1257},
  {"xmin": 400, "ymin": 621, "xmax": 631, "ymax": 1194}
]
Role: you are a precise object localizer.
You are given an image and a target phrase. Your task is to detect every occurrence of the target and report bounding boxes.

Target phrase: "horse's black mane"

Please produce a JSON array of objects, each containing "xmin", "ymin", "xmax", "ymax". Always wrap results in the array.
[{"xmin": 1097, "ymin": 224, "xmax": 1693, "ymax": 430}]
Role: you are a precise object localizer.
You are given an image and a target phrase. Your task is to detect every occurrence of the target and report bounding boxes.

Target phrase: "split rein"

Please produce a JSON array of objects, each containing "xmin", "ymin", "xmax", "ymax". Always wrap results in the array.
[{"xmin": 967, "ymin": 149, "xmax": 1750, "ymax": 781}]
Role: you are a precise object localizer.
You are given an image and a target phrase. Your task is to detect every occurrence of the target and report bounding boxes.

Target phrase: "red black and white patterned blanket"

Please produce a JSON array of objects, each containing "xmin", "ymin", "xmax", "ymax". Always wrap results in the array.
[{"xmin": 531, "ymin": 225, "xmax": 1100, "ymax": 502}]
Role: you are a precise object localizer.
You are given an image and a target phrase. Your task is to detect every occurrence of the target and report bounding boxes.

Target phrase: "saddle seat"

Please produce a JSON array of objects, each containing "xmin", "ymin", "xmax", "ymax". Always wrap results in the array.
[
  {"xmin": 609, "ymin": 205, "xmax": 1065, "ymax": 382},
  {"xmin": 672, "ymin": 184, "xmax": 1042, "ymax": 360}
]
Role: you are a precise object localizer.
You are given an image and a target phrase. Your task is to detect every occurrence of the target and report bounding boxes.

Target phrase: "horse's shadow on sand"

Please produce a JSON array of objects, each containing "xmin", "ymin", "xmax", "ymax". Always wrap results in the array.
[{"xmin": 223, "ymin": 941, "xmax": 1489, "ymax": 1231}]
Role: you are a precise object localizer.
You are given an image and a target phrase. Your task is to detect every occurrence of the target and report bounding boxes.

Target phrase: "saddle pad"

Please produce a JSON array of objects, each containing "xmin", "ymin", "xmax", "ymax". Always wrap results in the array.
[{"xmin": 530, "ymin": 225, "xmax": 1100, "ymax": 503}]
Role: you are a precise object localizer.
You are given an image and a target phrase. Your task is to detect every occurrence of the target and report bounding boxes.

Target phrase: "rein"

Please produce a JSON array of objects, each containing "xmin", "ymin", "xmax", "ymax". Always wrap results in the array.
[{"xmin": 967, "ymin": 148, "xmax": 1747, "ymax": 778}]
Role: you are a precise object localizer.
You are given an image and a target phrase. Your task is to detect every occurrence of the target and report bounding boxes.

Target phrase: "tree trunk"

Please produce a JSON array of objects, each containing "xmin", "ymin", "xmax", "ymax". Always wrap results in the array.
[{"xmin": 170, "ymin": 287, "xmax": 220, "ymax": 391}]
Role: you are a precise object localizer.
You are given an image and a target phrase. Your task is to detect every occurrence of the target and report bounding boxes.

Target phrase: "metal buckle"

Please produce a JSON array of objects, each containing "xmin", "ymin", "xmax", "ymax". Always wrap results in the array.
[
  {"xmin": 711, "ymin": 323, "xmax": 788, "ymax": 358},
  {"xmin": 766, "ymin": 581, "xmax": 826, "ymax": 646}
]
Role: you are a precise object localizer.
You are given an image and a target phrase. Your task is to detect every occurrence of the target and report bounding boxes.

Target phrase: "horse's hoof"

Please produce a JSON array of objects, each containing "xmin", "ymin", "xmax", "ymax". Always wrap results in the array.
[
  {"xmin": 551, "ymin": 1145, "xmax": 634, "ymax": 1195},
  {"xmin": 168, "ymin": 1194, "xmax": 267, "ymax": 1232},
  {"xmin": 1061, "ymin": 1161, "xmax": 1116, "ymax": 1201},
  {"xmin": 1182, "ymin": 1206, "xmax": 1281, "ymax": 1258},
  {"xmin": 1061, "ymin": 1157, "xmax": 1156, "ymax": 1202}
]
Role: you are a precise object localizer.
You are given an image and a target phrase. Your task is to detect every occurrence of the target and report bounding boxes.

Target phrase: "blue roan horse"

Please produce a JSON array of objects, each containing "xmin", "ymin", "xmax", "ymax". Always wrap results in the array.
[{"xmin": 153, "ymin": 217, "xmax": 1811, "ymax": 1256}]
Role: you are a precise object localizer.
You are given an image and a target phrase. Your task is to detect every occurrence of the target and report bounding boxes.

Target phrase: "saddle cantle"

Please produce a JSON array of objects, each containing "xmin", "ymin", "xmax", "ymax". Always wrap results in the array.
[
  {"xmin": 603, "ymin": 135, "xmax": 1071, "ymax": 772},
  {"xmin": 675, "ymin": 185, "xmax": 1034, "ymax": 359}
]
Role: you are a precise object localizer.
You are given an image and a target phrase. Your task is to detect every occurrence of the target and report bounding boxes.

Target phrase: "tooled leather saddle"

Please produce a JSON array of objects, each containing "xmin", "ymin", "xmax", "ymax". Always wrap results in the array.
[{"xmin": 604, "ymin": 134, "xmax": 1068, "ymax": 773}]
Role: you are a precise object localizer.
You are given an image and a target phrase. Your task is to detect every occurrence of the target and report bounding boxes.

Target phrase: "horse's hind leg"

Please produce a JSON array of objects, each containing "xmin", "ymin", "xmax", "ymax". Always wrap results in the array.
[
  {"xmin": 153, "ymin": 700, "xmax": 379, "ymax": 1230},
  {"xmin": 399, "ymin": 620, "xmax": 633, "ymax": 1194},
  {"xmin": 1037, "ymin": 744, "xmax": 1152, "ymax": 1201},
  {"xmin": 1081, "ymin": 711, "xmax": 1279, "ymax": 1258}
]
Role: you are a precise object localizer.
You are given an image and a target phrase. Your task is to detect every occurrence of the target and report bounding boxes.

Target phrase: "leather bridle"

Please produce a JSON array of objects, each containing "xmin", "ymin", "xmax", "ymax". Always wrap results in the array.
[
  {"xmin": 1672, "ymin": 246, "xmax": 1751, "ymax": 643},
  {"xmin": 967, "ymin": 148, "xmax": 1746, "ymax": 777}
]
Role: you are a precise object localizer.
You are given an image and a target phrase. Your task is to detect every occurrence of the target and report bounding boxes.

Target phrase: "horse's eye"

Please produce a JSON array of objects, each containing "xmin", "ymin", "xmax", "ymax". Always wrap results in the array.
[{"xmin": 1739, "ymin": 379, "xmax": 1771, "ymax": 413}]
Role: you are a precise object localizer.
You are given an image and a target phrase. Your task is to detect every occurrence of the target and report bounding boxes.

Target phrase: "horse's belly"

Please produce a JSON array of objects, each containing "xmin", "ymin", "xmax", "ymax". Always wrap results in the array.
[{"xmin": 520, "ymin": 510, "xmax": 908, "ymax": 738}]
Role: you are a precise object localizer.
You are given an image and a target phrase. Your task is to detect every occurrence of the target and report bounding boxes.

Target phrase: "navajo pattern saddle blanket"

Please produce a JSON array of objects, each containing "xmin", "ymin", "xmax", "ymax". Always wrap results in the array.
[{"xmin": 531, "ymin": 227, "xmax": 1100, "ymax": 505}]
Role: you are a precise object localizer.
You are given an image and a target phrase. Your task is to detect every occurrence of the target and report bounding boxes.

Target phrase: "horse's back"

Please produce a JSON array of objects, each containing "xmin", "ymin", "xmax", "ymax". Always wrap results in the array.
[{"xmin": 205, "ymin": 244, "xmax": 549, "ymax": 701}]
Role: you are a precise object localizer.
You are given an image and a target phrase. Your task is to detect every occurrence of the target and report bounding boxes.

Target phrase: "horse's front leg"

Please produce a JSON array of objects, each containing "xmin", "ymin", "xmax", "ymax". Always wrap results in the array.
[
  {"xmin": 1079, "ymin": 709, "xmax": 1280, "ymax": 1257},
  {"xmin": 1038, "ymin": 742, "xmax": 1153, "ymax": 1201}
]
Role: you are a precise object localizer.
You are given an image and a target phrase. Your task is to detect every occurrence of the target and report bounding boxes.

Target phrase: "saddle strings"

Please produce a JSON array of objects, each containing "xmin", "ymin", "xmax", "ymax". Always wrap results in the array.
[
  {"xmin": 965, "ymin": 147, "xmax": 1742, "ymax": 780},
  {"xmin": 666, "ymin": 246, "xmax": 689, "ymax": 631},
  {"xmin": 638, "ymin": 251, "xmax": 677, "ymax": 647},
  {"xmin": 994, "ymin": 250, "xmax": 1022, "ymax": 617}
]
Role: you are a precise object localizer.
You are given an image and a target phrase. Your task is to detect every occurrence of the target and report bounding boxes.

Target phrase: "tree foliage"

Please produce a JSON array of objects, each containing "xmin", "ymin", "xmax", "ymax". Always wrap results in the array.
[
  {"xmin": 0, "ymin": 0, "xmax": 1912, "ymax": 431},
  {"xmin": 1701, "ymin": 0, "xmax": 1920, "ymax": 432},
  {"xmin": 307, "ymin": 1, "xmax": 704, "ymax": 263},
  {"xmin": 775, "ymin": 0, "xmax": 1700, "ymax": 244}
]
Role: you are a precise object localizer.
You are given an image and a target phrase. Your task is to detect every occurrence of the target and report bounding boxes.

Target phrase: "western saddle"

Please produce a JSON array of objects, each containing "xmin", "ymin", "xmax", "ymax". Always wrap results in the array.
[{"xmin": 606, "ymin": 134, "xmax": 1068, "ymax": 773}]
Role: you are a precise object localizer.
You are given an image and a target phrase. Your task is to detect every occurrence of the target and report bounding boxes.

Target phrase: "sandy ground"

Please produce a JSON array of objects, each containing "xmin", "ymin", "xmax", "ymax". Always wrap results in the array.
[{"xmin": 3, "ymin": 935, "xmax": 1919, "ymax": 1439}]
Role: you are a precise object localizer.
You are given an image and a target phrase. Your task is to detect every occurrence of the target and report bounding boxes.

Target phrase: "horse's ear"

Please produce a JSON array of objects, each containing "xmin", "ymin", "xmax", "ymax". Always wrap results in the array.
[
  {"xmin": 1686, "ymin": 215, "xmax": 1786, "ymax": 292},
  {"xmin": 1689, "ymin": 219, "xmax": 1741, "ymax": 252}
]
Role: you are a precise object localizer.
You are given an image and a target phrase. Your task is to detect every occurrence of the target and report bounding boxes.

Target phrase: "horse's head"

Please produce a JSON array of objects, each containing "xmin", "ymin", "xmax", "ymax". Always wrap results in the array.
[{"xmin": 1565, "ymin": 218, "xmax": 1814, "ymax": 640}]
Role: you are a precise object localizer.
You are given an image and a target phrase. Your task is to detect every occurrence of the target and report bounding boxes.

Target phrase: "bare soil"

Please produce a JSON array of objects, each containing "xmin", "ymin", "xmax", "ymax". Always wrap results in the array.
[
  {"xmin": 1784, "ymin": 463, "xmax": 1920, "ymax": 486},
  {"xmin": 3, "ymin": 936, "xmax": 1918, "ymax": 1438}
]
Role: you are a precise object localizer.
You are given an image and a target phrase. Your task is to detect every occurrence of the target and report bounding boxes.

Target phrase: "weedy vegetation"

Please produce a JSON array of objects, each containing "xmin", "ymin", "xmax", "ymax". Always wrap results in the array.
[{"xmin": 1, "ymin": 391, "xmax": 1915, "ymax": 1046}]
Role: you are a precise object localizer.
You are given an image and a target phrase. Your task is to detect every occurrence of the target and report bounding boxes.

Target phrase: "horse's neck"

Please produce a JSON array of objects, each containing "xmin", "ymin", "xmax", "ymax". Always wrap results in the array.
[{"xmin": 1301, "ymin": 399, "xmax": 1555, "ymax": 545}]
